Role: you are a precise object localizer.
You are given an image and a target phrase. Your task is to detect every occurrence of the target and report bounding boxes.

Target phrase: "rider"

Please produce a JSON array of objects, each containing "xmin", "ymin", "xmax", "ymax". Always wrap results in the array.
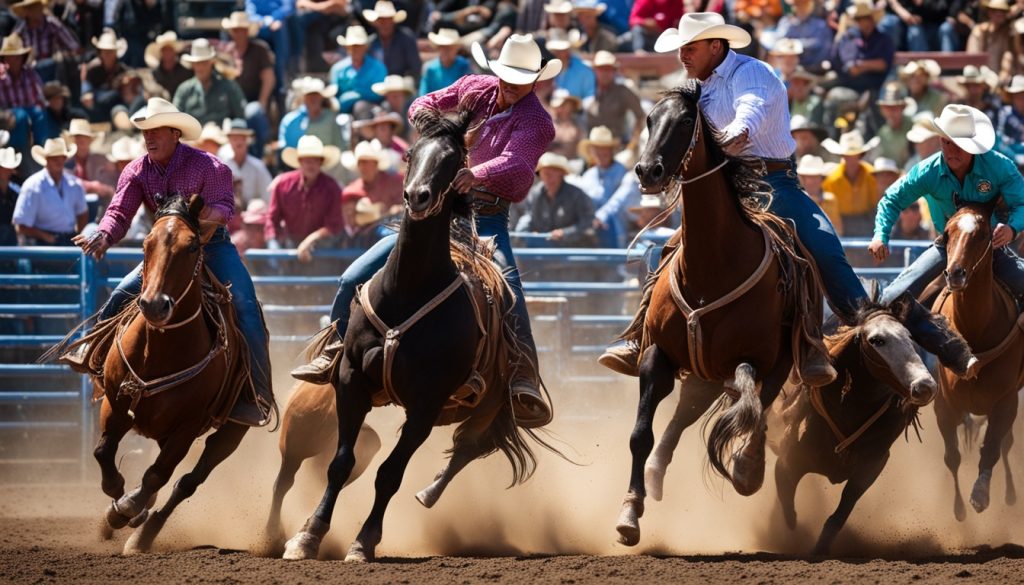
[
  {"xmin": 870, "ymin": 104, "xmax": 1024, "ymax": 305},
  {"xmin": 598, "ymin": 13, "xmax": 979, "ymax": 380},
  {"xmin": 292, "ymin": 34, "xmax": 559, "ymax": 428},
  {"xmin": 65, "ymin": 98, "xmax": 274, "ymax": 427}
]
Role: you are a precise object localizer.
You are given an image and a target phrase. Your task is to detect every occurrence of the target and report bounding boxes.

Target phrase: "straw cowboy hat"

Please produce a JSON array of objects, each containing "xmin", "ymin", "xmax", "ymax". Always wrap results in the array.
[
  {"xmin": 906, "ymin": 113, "xmax": 940, "ymax": 143},
  {"xmin": 789, "ymin": 66, "xmax": 818, "ymax": 83},
  {"xmin": 282, "ymin": 135, "xmax": 341, "ymax": 169},
  {"xmin": 796, "ymin": 154, "xmax": 829, "ymax": 176},
  {"xmin": 66, "ymin": 118, "xmax": 104, "ymax": 140},
  {"xmin": 427, "ymin": 28, "xmax": 461, "ymax": 46},
  {"xmin": 876, "ymin": 82, "xmax": 913, "ymax": 107},
  {"xmin": 0, "ymin": 147, "xmax": 22, "ymax": 170},
  {"xmin": 579, "ymin": 125, "xmax": 619, "ymax": 151},
  {"xmin": 544, "ymin": 0, "xmax": 574, "ymax": 14},
  {"xmin": 628, "ymin": 193, "xmax": 666, "ymax": 214},
  {"xmin": 0, "ymin": 33, "xmax": 32, "ymax": 58},
  {"xmin": 221, "ymin": 11, "xmax": 258, "ymax": 35},
  {"xmin": 366, "ymin": 107, "xmax": 403, "ymax": 129},
  {"xmin": 106, "ymin": 136, "xmax": 143, "ymax": 163},
  {"xmin": 10, "ymin": 0, "xmax": 45, "ymax": 18},
  {"xmin": 131, "ymin": 97, "xmax": 203, "ymax": 141},
  {"xmin": 545, "ymin": 28, "xmax": 583, "ymax": 52},
  {"xmin": 549, "ymin": 88, "xmax": 581, "ymax": 110},
  {"xmin": 196, "ymin": 122, "xmax": 227, "ymax": 146},
  {"xmin": 790, "ymin": 115, "xmax": 828, "ymax": 142},
  {"xmin": 1006, "ymin": 74, "xmax": 1024, "ymax": 94},
  {"xmin": 1016, "ymin": 16, "xmax": 1024, "ymax": 35},
  {"xmin": 91, "ymin": 29, "xmax": 128, "ymax": 58},
  {"xmin": 871, "ymin": 157, "xmax": 901, "ymax": 175},
  {"xmin": 471, "ymin": 34, "xmax": 562, "ymax": 85},
  {"xmin": 845, "ymin": 0, "xmax": 884, "ymax": 21},
  {"xmin": 144, "ymin": 31, "xmax": 182, "ymax": 68},
  {"xmin": 957, "ymin": 65, "xmax": 999, "ymax": 89},
  {"xmin": 292, "ymin": 77, "xmax": 339, "ymax": 111},
  {"xmin": 371, "ymin": 74, "xmax": 414, "ymax": 96},
  {"xmin": 770, "ymin": 38, "xmax": 803, "ymax": 56},
  {"xmin": 337, "ymin": 25, "xmax": 371, "ymax": 47},
  {"xmin": 223, "ymin": 118, "xmax": 254, "ymax": 137},
  {"xmin": 982, "ymin": 0, "xmax": 1012, "ymax": 10},
  {"xmin": 362, "ymin": 1, "xmax": 407, "ymax": 23},
  {"xmin": 572, "ymin": 0, "xmax": 607, "ymax": 13},
  {"xmin": 899, "ymin": 59, "xmax": 941, "ymax": 80},
  {"xmin": 822, "ymin": 130, "xmax": 880, "ymax": 156},
  {"xmin": 654, "ymin": 12, "xmax": 751, "ymax": 53},
  {"xmin": 31, "ymin": 137, "xmax": 77, "ymax": 166},
  {"xmin": 354, "ymin": 197, "xmax": 383, "ymax": 226},
  {"xmin": 592, "ymin": 50, "xmax": 618, "ymax": 68},
  {"xmin": 341, "ymin": 139, "xmax": 389, "ymax": 170},
  {"xmin": 181, "ymin": 38, "xmax": 218, "ymax": 67},
  {"xmin": 537, "ymin": 152, "xmax": 573, "ymax": 174},
  {"xmin": 932, "ymin": 104, "xmax": 995, "ymax": 155}
]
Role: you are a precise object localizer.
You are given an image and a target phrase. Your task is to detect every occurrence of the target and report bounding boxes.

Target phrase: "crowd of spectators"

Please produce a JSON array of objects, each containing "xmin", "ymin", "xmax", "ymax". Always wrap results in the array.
[{"xmin": 4, "ymin": 0, "xmax": 1024, "ymax": 260}]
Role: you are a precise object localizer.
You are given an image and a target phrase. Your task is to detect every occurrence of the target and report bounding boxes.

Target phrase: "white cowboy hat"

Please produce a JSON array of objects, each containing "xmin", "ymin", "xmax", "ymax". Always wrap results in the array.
[
  {"xmin": 292, "ymin": 76, "xmax": 339, "ymax": 100},
  {"xmin": 770, "ymin": 38, "xmax": 803, "ymax": 56},
  {"xmin": 906, "ymin": 114, "xmax": 939, "ymax": 143},
  {"xmin": 579, "ymin": 125, "xmax": 619, "ymax": 150},
  {"xmin": 66, "ymin": 118, "xmax": 103, "ymax": 140},
  {"xmin": 427, "ymin": 28, "xmax": 461, "ymax": 46},
  {"xmin": 354, "ymin": 197, "xmax": 383, "ymax": 226},
  {"xmin": 471, "ymin": 34, "xmax": 562, "ymax": 85},
  {"xmin": 796, "ymin": 154, "xmax": 828, "ymax": 176},
  {"xmin": 982, "ymin": 0, "xmax": 1012, "ymax": 10},
  {"xmin": 371, "ymin": 74, "xmax": 414, "ymax": 96},
  {"xmin": 957, "ymin": 65, "xmax": 999, "ymax": 89},
  {"xmin": 0, "ymin": 147, "xmax": 21, "ymax": 170},
  {"xmin": 223, "ymin": 118, "xmax": 254, "ymax": 136},
  {"xmin": 899, "ymin": 59, "xmax": 941, "ymax": 80},
  {"xmin": 1006, "ymin": 74, "xmax": 1024, "ymax": 94},
  {"xmin": 31, "ymin": 137, "xmax": 77, "ymax": 166},
  {"xmin": 549, "ymin": 88, "xmax": 581, "ymax": 110},
  {"xmin": 241, "ymin": 199, "xmax": 268, "ymax": 225},
  {"xmin": 341, "ymin": 139, "xmax": 389, "ymax": 170},
  {"xmin": 221, "ymin": 11, "xmax": 259, "ymax": 35},
  {"xmin": 821, "ymin": 130, "xmax": 880, "ymax": 156},
  {"xmin": 932, "ymin": 104, "xmax": 995, "ymax": 155},
  {"xmin": 544, "ymin": 0, "xmax": 574, "ymax": 14},
  {"xmin": 91, "ymin": 29, "xmax": 128, "ymax": 58},
  {"xmin": 628, "ymin": 193, "xmax": 665, "ymax": 213},
  {"xmin": 0, "ymin": 33, "xmax": 32, "ymax": 58},
  {"xmin": 0, "ymin": 129, "xmax": 8, "ymax": 148},
  {"xmin": 592, "ymin": 50, "xmax": 618, "ymax": 68},
  {"xmin": 106, "ymin": 136, "xmax": 143, "ymax": 163},
  {"xmin": 337, "ymin": 25, "xmax": 370, "ymax": 46},
  {"xmin": 537, "ymin": 152, "xmax": 572, "ymax": 174},
  {"xmin": 131, "ymin": 97, "xmax": 203, "ymax": 141},
  {"xmin": 10, "ymin": 0, "xmax": 45, "ymax": 18},
  {"xmin": 545, "ymin": 28, "xmax": 582, "ymax": 52},
  {"xmin": 181, "ymin": 38, "xmax": 218, "ymax": 66},
  {"xmin": 282, "ymin": 135, "xmax": 341, "ymax": 169},
  {"xmin": 572, "ymin": 0, "xmax": 607, "ymax": 13},
  {"xmin": 362, "ymin": 1, "xmax": 407, "ymax": 23},
  {"xmin": 144, "ymin": 31, "xmax": 182, "ymax": 68},
  {"xmin": 871, "ymin": 157, "xmax": 901, "ymax": 175},
  {"xmin": 195, "ymin": 122, "xmax": 227, "ymax": 146},
  {"xmin": 845, "ymin": 0, "xmax": 884, "ymax": 21},
  {"xmin": 875, "ymin": 82, "xmax": 913, "ymax": 107},
  {"xmin": 1016, "ymin": 16, "xmax": 1024, "ymax": 35},
  {"xmin": 654, "ymin": 12, "xmax": 751, "ymax": 53},
  {"xmin": 790, "ymin": 114, "xmax": 828, "ymax": 142}
]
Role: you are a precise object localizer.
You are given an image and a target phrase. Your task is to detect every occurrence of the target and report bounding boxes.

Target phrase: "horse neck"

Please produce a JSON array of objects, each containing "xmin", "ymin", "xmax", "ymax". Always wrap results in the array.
[
  {"xmin": 140, "ymin": 270, "xmax": 209, "ymax": 351},
  {"xmin": 381, "ymin": 210, "xmax": 458, "ymax": 295},
  {"xmin": 949, "ymin": 255, "xmax": 996, "ymax": 340},
  {"xmin": 826, "ymin": 337, "xmax": 892, "ymax": 409}
]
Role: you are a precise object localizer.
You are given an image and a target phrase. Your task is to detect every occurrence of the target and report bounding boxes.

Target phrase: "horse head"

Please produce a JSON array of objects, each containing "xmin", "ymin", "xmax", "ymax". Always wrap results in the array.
[
  {"xmin": 404, "ymin": 108, "xmax": 475, "ymax": 221},
  {"xmin": 138, "ymin": 194, "xmax": 204, "ymax": 325},
  {"xmin": 943, "ymin": 202, "xmax": 996, "ymax": 291},
  {"xmin": 635, "ymin": 82, "xmax": 719, "ymax": 194}
]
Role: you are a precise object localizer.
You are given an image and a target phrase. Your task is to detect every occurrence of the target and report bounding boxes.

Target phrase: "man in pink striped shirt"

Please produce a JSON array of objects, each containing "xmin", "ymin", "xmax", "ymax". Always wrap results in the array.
[
  {"xmin": 0, "ymin": 33, "xmax": 49, "ymax": 151},
  {"xmin": 10, "ymin": 0, "xmax": 79, "ymax": 81}
]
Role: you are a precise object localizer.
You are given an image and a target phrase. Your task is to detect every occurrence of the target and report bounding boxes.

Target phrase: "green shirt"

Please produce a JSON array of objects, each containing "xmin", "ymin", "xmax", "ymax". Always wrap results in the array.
[
  {"xmin": 874, "ymin": 150, "xmax": 1024, "ymax": 243},
  {"xmin": 876, "ymin": 116, "xmax": 913, "ymax": 168},
  {"xmin": 172, "ymin": 71, "xmax": 246, "ymax": 126}
]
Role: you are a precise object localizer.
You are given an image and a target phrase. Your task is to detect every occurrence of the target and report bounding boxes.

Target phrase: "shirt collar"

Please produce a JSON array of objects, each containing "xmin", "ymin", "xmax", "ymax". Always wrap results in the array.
[{"xmin": 705, "ymin": 50, "xmax": 739, "ymax": 85}]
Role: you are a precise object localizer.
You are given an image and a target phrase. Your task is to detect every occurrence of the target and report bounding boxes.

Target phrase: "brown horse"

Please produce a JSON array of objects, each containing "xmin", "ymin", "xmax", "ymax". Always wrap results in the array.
[
  {"xmin": 933, "ymin": 203, "xmax": 1024, "ymax": 520},
  {"xmin": 262, "ymin": 381, "xmax": 381, "ymax": 555},
  {"xmin": 617, "ymin": 83, "xmax": 826, "ymax": 546}
]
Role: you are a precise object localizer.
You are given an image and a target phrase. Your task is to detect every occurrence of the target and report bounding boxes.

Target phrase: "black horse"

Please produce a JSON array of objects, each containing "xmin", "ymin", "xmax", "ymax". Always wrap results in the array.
[{"xmin": 282, "ymin": 108, "xmax": 549, "ymax": 562}]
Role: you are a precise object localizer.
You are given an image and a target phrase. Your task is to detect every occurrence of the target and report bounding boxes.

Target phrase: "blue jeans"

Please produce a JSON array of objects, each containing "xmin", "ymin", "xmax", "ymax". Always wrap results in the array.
[
  {"xmin": 763, "ymin": 164, "xmax": 868, "ymax": 323},
  {"xmin": 245, "ymin": 101, "xmax": 270, "ymax": 158},
  {"xmin": 329, "ymin": 210, "xmax": 538, "ymax": 362},
  {"xmin": 258, "ymin": 24, "xmax": 291, "ymax": 94},
  {"xmin": 9, "ymin": 106, "xmax": 50, "ymax": 150},
  {"xmin": 100, "ymin": 227, "xmax": 271, "ymax": 399},
  {"xmin": 906, "ymin": 22, "xmax": 942, "ymax": 52},
  {"xmin": 880, "ymin": 242, "xmax": 1024, "ymax": 304}
]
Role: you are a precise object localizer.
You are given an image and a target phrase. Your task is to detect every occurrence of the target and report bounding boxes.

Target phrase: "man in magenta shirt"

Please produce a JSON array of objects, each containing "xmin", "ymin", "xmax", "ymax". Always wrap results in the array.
[{"xmin": 293, "ymin": 34, "xmax": 560, "ymax": 428}]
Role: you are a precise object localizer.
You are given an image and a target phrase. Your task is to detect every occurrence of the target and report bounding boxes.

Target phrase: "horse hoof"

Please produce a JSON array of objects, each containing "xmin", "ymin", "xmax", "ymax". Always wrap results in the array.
[
  {"xmin": 98, "ymin": 518, "xmax": 114, "ymax": 541},
  {"xmin": 416, "ymin": 486, "xmax": 439, "ymax": 509},
  {"xmin": 616, "ymin": 524, "xmax": 640, "ymax": 547},
  {"xmin": 731, "ymin": 453, "xmax": 765, "ymax": 497},
  {"xmin": 615, "ymin": 493, "xmax": 643, "ymax": 547},
  {"xmin": 127, "ymin": 509, "xmax": 149, "ymax": 528},
  {"xmin": 105, "ymin": 503, "xmax": 130, "ymax": 530},
  {"xmin": 345, "ymin": 541, "xmax": 373, "ymax": 563},
  {"xmin": 970, "ymin": 490, "xmax": 990, "ymax": 513},
  {"xmin": 1007, "ymin": 486, "xmax": 1017, "ymax": 507},
  {"xmin": 644, "ymin": 464, "xmax": 665, "ymax": 502},
  {"xmin": 954, "ymin": 496, "xmax": 967, "ymax": 522},
  {"xmin": 282, "ymin": 531, "xmax": 320, "ymax": 560}
]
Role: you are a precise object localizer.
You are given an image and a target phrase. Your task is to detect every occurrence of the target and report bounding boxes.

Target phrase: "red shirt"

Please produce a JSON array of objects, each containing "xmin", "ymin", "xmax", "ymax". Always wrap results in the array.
[
  {"xmin": 629, "ymin": 0, "xmax": 686, "ymax": 31},
  {"xmin": 266, "ymin": 170, "xmax": 343, "ymax": 244},
  {"xmin": 342, "ymin": 171, "xmax": 405, "ymax": 213}
]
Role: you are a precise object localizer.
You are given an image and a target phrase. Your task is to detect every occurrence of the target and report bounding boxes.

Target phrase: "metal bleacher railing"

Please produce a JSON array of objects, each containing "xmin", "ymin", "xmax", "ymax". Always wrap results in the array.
[{"xmin": 0, "ymin": 238, "xmax": 931, "ymax": 477}]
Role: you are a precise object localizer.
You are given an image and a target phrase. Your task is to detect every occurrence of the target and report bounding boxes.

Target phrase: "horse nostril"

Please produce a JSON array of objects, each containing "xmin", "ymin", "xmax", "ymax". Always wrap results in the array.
[
  {"xmin": 634, "ymin": 163, "xmax": 645, "ymax": 178},
  {"xmin": 910, "ymin": 380, "xmax": 936, "ymax": 404},
  {"xmin": 650, "ymin": 163, "xmax": 665, "ymax": 181}
]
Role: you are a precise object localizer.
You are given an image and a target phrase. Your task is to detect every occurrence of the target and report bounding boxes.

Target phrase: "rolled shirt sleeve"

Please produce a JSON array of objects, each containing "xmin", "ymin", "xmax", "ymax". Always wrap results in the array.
[{"xmin": 874, "ymin": 169, "xmax": 927, "ymax": 244}]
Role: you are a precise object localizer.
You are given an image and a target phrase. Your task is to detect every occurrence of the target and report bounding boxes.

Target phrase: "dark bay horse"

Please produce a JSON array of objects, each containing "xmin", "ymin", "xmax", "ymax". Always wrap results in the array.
[
  {"xmin": 617, "ymin": 83, "xmax": 823, "ymax": 546},
  {"xmin": 933, "ymin": 203, "xmax": 1024, "ymax": 519},
  {"xmin": 770, "ymin": 293, "xmax": 937, "ymax": 555},
  {"xmin": 283, "ymin": 109, "xmax": 551, "ymax": 562}
]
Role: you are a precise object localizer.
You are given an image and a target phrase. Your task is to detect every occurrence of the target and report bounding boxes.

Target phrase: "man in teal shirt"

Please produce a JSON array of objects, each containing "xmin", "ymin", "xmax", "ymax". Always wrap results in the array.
[
  {"xmin": 330, "ymin": 26, "xmax": 387, "ymax": 114},
  {"xmin": 870, "ymin": 104, "xmax": 1024, "ymax": 306}
]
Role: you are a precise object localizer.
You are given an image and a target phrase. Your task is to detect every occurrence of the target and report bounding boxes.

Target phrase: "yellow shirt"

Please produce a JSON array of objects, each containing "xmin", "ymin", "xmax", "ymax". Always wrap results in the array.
[
  {"xmin": 822, "ymin": 160, "xmax": 878, "ymax": 216},
  {"xmin": 820, "ymin": 191, "xmax": 843, "ymax": 235}
]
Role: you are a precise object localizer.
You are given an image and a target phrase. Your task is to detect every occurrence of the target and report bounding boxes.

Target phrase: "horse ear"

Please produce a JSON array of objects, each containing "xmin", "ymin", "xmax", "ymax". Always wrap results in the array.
[
  {"xmin": 187, "ymin": 194, "xmax": 205, "ymax": 219},
  {"xmin": 888, "ymin": 291, "xmax": 915, "ymax": 323},
  {"xmin": 867, "ymin": 279, "xmax": 880, "ymax": 303}
]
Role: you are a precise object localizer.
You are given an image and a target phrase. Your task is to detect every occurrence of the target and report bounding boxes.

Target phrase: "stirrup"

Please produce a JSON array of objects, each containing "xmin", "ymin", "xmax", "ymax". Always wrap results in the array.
[
  {"xmin": 510, "ymin": 379, "xmax": 552, "ymax": 428},
  {"xmin": 598, "ymin": 341, "xmax": 640, "ymax": 377},
  {"xmin": 290, "ymin": 338, "xmax": 343, "ymax": 384}
]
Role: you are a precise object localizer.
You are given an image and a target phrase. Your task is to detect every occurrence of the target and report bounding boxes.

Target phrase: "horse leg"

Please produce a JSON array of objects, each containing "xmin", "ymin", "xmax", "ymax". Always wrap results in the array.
[
  {"xmin": 644, "ymin": 376, "xmax": 721, "ymax": 502},
  {"xmin": 774, "ymin": 457, "xmax": 803, "ymax": 531},
  {"xmin": 346, "ymin": 405, "xmax": 441, "ymax": 563},
  {"xmin": 812, "ymin": 454, "xmax": 889, "ymax": 556},
  {"xmin": 1003, "ymin": 427, "xmax": 1017, "ymax": 506},
  {"xmin": 971, "ymin": 391, "xmax": 1018, "ymax": 513},
  {"xmin": 95, "ymin": 398, "xmax": 134, "ymax": 501},
  {"xmin": 416, "ymin": 412, "xmax": 495, "ymax": 509},
  {"xmin": 729, "ymin": 357, "xmax": 791, "ymax": 497},
  {"xmin": 123, "ymin": 422, "xmax": 249, "ymax": 555},
  {"xmin": 283, "ymin": 362, "xmax": 372, "ymax": 561},
  {"xmin": 616, "ymin": 344, "xmax": 676, "ymax": 547},
  {"xmin": 260, "ymin": 450, "xmax": 305, "ymax": 557},
  {"xmin": 935, "ymin": 392, "xmax": 966, "ymax": 521}
]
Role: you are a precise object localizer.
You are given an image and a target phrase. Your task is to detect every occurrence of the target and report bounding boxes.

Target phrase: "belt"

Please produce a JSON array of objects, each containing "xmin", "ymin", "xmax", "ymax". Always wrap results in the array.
[
  {"xmin": 470, "ymin": 189, "xmax": 511, "ymax": 215},
  {"xmin": 763, "ymin": 160, "xmax": 793, "ymax": 173}
]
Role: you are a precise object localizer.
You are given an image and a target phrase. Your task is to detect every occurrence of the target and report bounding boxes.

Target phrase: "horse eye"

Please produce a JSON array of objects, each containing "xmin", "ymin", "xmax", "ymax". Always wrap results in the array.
[
  {"xmin": 868, "ymin": 336, "xmax": 885, "ymax": 347},
  {"xmin": 188, "ymin": 241, "xmax": 200, "ymax": 253}
]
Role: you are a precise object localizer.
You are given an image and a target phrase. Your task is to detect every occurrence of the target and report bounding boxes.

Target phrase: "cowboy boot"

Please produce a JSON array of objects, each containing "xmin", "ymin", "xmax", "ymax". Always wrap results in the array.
[
  {"xmin": 290, "ymin": 324, "xmax": 344, "ymax": 384},
  {"xmin": 598, "ymin": 340, "xmax": 642, "ymax": 377},
  {"xmin": 905, "ymin": 298, "xmax": 979, "ymax": 379},
  {"xmin": 797, "ymin": 344, "xmax": 838, "ymax": 387},
  {"xmin": 60, "ymin": 342, "xmax": 100, "ymax": 376},
  {"xmin": 229, "ymin": 387, "xmax": 274, "ymax": 427},
  {"xmin": 510, "ymin": 363, "xmax": 553, "ymax": 429}
]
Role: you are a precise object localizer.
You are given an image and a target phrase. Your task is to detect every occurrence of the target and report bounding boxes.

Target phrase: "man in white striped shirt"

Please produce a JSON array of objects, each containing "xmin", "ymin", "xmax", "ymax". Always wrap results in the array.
[{"xmin": 600, "ymin": 13, "xmax": 978, "ymax": 380}]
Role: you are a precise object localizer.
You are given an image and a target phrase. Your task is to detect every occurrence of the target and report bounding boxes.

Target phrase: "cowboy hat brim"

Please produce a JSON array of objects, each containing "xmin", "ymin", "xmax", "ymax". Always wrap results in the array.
[
  {"xmin": 31, "ymin": 143, "xmax": 77, "ymax": 166},
  {"xmin": 144, "ymin": 40, "xmax": 182, "ymax": 69},
  {"xmin": 932, "ymin": 110, "xmax": 995, "ymax": 155},
  {"xmin": 362, "ymin": 8, "xmax": 407, "ymax": 23},
  {"xmin": 821, "ymin": 135, "xmax": 881, "ymax": 156},
  {"xmin": 221, "ymin": 18, "xmax": 258, "ymax": 35},
  {"xmin": 427, "ymin": 31, "xmax": 460, "ymax": 46},
  {"xmin": 131, "ymin": 109, "xmax": 203, "ymax": 141},
  {"xmin": 341, "ymin": 150, "xmax": 389, "ymax": 171},
  {"xmin": 790, "ymin": 125, "xmax": 829, "ymax": 142},
  {"xmin": 0, "ymin": 151, "xmax": 22, "ymax": 170},
  {"xmin": 10, "ymin": 0, "xmax": 45, "ymax": 18},
  {"xmin": 653, "ymin": 23, "xmax": 751, "ymax": 53},
  {"xmin": 282, "ymin": 145, "xmax": 341, "ymax": 169},
  {"xmin": 92, "ymin": 37, "xmax": 128, "ymax": 59},
  {"xmin": 573, "ymin": 2, "xmax": 607, "ymax": 14},
  {"xmin": 471, "ymin": 42, "xmax": 562, "ymax": 85}
]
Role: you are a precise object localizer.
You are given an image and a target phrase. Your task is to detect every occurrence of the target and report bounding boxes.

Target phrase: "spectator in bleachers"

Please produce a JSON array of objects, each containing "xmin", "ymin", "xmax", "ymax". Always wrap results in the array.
[
  {"xmin": 340, "ymin": 138, "xmax": 404, "ymax": 216},
  {"xmin": 797, "ymin": 153, "xmax": 843, "ymax": 234},
  {"xmin": 575, "ymin": 0, "xmax": 620, "ymax": 53},
  {"xmin": 332, "ymin": 25, "xmax": 388, "ymax": 114},
  {"xmin": 80, "ymin": 29, "xmax": 128, "ymax": 123},
  {"xmin": 904, "ymin": 111, "xmax": 941, "ymax": 171},
  {"xmin": 827, "ymin": 0, "xmax": 894, "ymax": 119},
  {"xmin": 768, "ymin": 38, "xmax": 802, "ymax": 81},
  {"xmin": 220, "ymin": 119, "xmax": 272, "ymax": 206},
  {"xmin": 584, "ymin": 51, "xmax": 645, "ymax": 148},
  {"xmin": 231, "ymin": 198, "xmax": 269, "ymax": 253},
  {"xmin": 548, "ymin": 88, "xmax": 584, "ymax": 159},
  {"xmin": 338, "ymin": 191, "xmax": 383, "ymax": 248},
  {"xmin": 627, "ymin": 193, "xmax": 675, "ymax": 244},
  {"xmin": 222, "ymin": 11, "xmax": 275, "ymax": 159},
  {"xmin": 39, "ymin": 81, "xmax": 83, "ymax": 143},
  {"xmin": 768, "ymin": 0, "xmax": 832, "ymax": 74},
  {"xmin": 996, "ymin": 74, "xmax": 1024, "ymax": 163},
  {"xmin": 888, "ymin": 197, "xmax": 934, "ymax": 240},
  {"xmin": 871, "ymin": 156, "xmax": 901, "ymax": 194},
  {"xmin": 105, "ymin": 0, "xmax": 170, "ymax": 69},
  {"xmin": 790, "ymin": 114, "xmax": 831, "ymax": 160},
  {"xmin": 578, "ymin": 125, "xmax": 639, "ymax": 248},
  {"xmin": 65, "ymin": 118, "xmax": 114, "ymax": 199},
  {"xmin": 628, "ymin": 0, "xmax": 685, "ymax": 53},
  {"xmin": 105, "ymin": 135, "xmax": 142, "ymax": 176},
  {"xmin": 420, "ymin": 29, "xmax": 472, "ymax": 96},
  {"xmin": 267, "ymin": 134, "xmax": 343, "ymax": 262},
  {"xmin": 372, "ymin": 74, "xmax": 415, "ymax": 125},
  {"xmin": 173, "ymin": 39, "xmax": 247, "ymax": 128},
  {"xmin": 246, "ymin": 0, "xmax": 294, "ymax": 93},
  {"xmin": 967, "ymin": 0, "xmax": 1017, "ymax": 79},
  {"xmin": 788, "ymin": 68, "xmax": 823, "ymax": 127},
  {"xmin": 0, "ymin": 33, "xmax": 48, "ymax": 151},
  {"xmin": 958, "ymin": 64, "xmax": 1002, "ymax": 124},
  {"xmin": 899, "ymin": 59, "xmax": 948, "ymax": 117},
  {"xmin": 517, "ymin": 152, "xmax": 596, "ymax": 246},
  {"xmin": 365, "ymin": 106, "xmax": 408, "ymax": 163},
  {"xmin": 279, "ymin": 76, "xmax": 344, "ymax": 150},
  {"xmin": 193, "ymin": 122, "xmax": 227, "ymax": 156},
  {"xmin": 822, "ymin": 130, "xmax": 880, "ymax": 236},
  {"xmin": 364, "ymin": 1, "xmax": 422, "ymax": 83},
  {"xmin": 13, "ymin": 137, "xmax": 87, "ymax": 245},
  {"xmin": 290, "ymin": 0, "xmax": 349, "ymax": 74},
  {"xmin": 10, "ymin": 0, "xmax": 79, "ymax": 82},
  {"xmin": 948, "ymin": 0, "xmax": 985, "ymax": 51},
  {"xmin": 541, "ymin": 0, "xmax": 575, "ymax": 35},
  {"xmin": 428, "ymin": 0, "xmax": 498, "ymax": 37},
  {"xmin": 874, "ymin": 82, "xmax": 913, "ymax": 168},
  {"xmin": 547, "ymin": 29, "xmax": 595, "ymax": 99},
  {"xmin": 0, "ymin": 147, "xmax": 21, "ymax": 245},
  {"xmin": 890, "ymin": 0, "xmax": 958, "ymax": 52},
  {"xmin": 145, "ymin": 32, "xmax": 190, "ymax": 100}
]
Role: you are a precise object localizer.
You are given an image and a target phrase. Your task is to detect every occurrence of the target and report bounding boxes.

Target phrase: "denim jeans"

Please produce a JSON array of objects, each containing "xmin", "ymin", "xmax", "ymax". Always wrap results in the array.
[
  {"xmin": 100, "ymin": 227, "xmax": 271, "ymax": 399},
  {"xmin": 9, "ymin": 107, "xmax": 50, "ymax": 151},
  {"xmin": 880, "ymin": 242, "xmax": 1024, "ymax": 304},
  {"xmin": 329, "ymin": 210, "xmax": 538, "ymax": 362},
  {"xmin": 245, "ymin": 101, "xmax": 270, "ymax": 159},
  {"xmin": 763, "ymin": 164, "xmax": 868, "ymax": 323},
  {"xmin": 905, "ymin": 22, "xmax": 941, "ymax": 52},
  {"xmin": 258, "ymin": 24, "xmax": 291, "ymax": 95}
]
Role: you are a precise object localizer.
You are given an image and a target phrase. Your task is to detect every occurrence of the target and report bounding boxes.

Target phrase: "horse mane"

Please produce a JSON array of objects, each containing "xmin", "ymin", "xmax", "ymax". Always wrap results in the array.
[
  {"xmin": 825, "ymin": 300, "xmax": 890, "ymax": 359},
  {"xmin": 154, "ymin": 195, "xmax": 202, "ymax": 233}
]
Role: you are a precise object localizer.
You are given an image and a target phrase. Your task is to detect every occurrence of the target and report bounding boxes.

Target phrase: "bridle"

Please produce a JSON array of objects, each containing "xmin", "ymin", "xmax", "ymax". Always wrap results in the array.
[
  {"xmin": 405, "ymin": 140, "xmax": 469, "ymax": 221},
  {"xmin": 856, "ymin": 311, "xmax": 913, "ymax": 404},
  {"xmin": 943, "ymin": 229, "xmax": 993, "ymax": 289},
  {"xmin": 140, "ymin": 214, "xmax": 205, "ymax": 331}
]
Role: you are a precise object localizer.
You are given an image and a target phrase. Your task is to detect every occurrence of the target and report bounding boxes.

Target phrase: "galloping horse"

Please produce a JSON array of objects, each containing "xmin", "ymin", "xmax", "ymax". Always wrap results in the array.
[
  {"xmin": 933, "ymin": 203, "xmax": 1024, "ymax": 519},
  {"xmin": 617, "ymin": 83, "xmax": 825, "ymax": 546},
  {"xmin": 283, "ymin": 109, "xmax": 553, "ymax": 562},
  {"xmin": 770, "ymin": 292, "xmax": 937, "ymax": 555}
]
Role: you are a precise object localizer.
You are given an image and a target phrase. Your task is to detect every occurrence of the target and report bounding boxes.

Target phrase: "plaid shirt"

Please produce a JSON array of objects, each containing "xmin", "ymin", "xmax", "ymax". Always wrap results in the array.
[
  {"xmin": 13, "ymin": 16, "xmax": 80, "ymax": 59},
  {"xmin": 0, "ymin": 64, "xmax": 44, "ymax": 108}
]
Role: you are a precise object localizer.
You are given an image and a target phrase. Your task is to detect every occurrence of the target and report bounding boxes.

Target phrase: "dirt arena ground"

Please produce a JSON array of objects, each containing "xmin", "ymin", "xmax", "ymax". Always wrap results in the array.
[{"xmin": 4, "ymin": 382, "xmax": 1024, "ymax": 584}]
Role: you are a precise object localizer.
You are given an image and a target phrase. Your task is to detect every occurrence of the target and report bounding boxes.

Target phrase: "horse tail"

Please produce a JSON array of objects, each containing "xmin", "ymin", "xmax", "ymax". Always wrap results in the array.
[{"xmin": 705, "ymin": 363, "xmax": 763, "ymax": 482}]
